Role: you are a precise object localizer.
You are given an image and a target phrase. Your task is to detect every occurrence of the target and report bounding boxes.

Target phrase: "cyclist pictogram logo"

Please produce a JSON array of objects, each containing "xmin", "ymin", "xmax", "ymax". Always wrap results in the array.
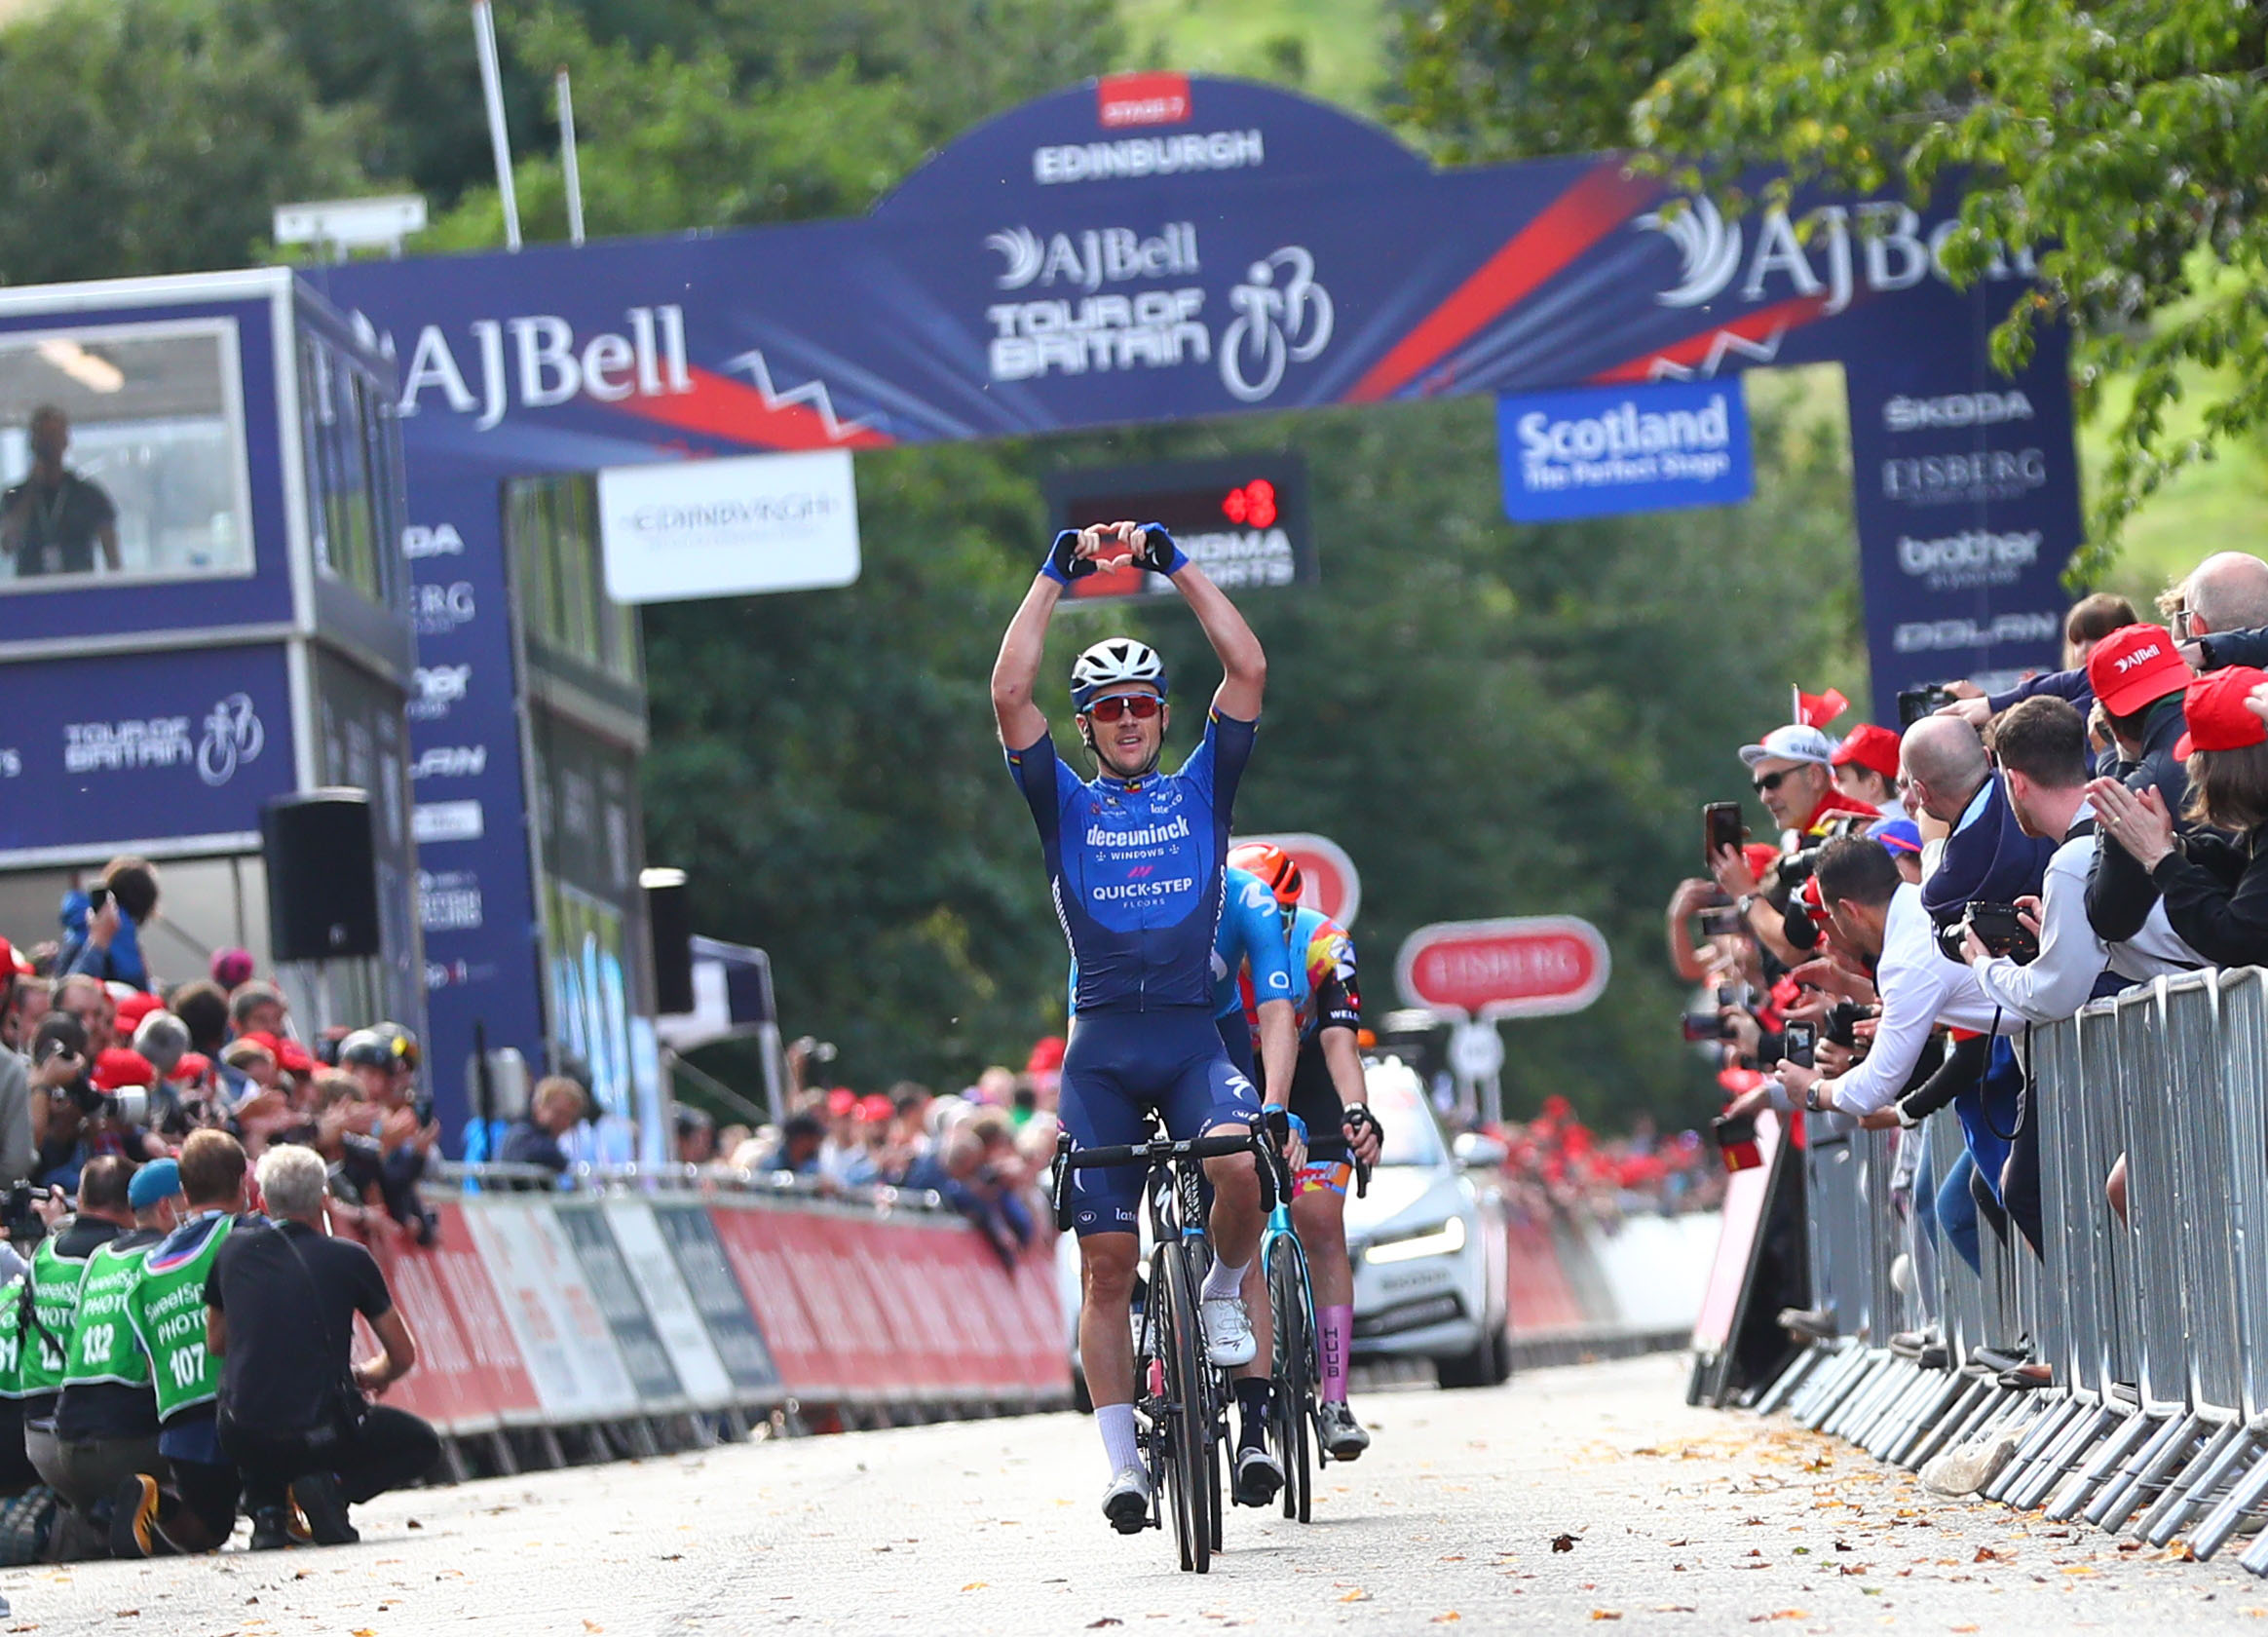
[
  {"xmin": 196, "ymin": 693, "xmax": 265, "ymax": 787},
  {"xmin": 1221, "ymin": 247, "xmax": 1333, "ymax": 403}
]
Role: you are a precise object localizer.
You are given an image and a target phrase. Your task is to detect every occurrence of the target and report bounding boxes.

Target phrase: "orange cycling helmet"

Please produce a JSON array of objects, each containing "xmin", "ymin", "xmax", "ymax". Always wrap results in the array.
[{"xmin": 1228, "ymin": 842, "xmax": 1304, "ymax": 910}]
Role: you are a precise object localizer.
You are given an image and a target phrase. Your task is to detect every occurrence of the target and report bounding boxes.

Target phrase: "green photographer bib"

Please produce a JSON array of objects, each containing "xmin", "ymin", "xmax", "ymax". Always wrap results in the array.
[
  {"xmin": 60, "ymin": 1239, "xmax": 152, "ymax": 1390},
  {"xmin": 126, "ymin": 1214, "xmax": 234, "ymax": 1423},
  {"xmin": 18, "ymin": 1237, "xmax": 94, "ymax": 1397},
  {"xmin": 0, "ymin": 1277, "xmax": 27, "ymax": 1398}
]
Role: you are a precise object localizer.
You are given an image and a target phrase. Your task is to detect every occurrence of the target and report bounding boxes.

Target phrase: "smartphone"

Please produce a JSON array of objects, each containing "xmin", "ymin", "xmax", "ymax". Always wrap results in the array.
[
  {"xmin": 1783, "ymin": 1021, "xmax": 1818, "ymax": 1070},
  {"xmin": 1965, "ymin": 902, "xmax": 2041, "ymax": 965},
  {"xmin": 86, "ymin": 885, "xmax": 109, "ymax": 914},
  {"xmin": 1698, "ymin": 906, "xmax": 1743, "ymax": 937},
  {"xmin": 1704, "ymin": 802, "xmax": 1746, "ymax": 864}
]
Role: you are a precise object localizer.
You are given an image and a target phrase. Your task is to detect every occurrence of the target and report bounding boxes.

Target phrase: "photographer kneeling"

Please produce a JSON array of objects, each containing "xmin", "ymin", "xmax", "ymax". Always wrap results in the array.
[{"xmin": 208, "ymin": 1145, "xmax": 438, "ymax": 1548}]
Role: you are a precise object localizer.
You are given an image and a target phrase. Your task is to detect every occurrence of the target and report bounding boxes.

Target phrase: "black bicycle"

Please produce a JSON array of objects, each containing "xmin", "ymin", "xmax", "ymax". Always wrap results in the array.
[
  {"xmin": 1051, "ymin": 1116, "xmax": 1290, "ymax": 1574},
  {"xmin": 1261, "ymin": 1124, "xmax": 1371, "ymax": 1524}
]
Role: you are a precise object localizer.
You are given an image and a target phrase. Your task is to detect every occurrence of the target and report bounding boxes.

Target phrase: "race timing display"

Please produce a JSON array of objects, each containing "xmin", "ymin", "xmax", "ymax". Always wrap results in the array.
[{"xmin": 1041, "ymin": 454, "xmax": 1314, "ymax": 601}]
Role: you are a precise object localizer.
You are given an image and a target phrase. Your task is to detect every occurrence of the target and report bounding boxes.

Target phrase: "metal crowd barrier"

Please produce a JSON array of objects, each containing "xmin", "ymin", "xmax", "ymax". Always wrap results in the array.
[{"xmin": 1748, "ymin": 968, "xmax": 2268, "ymax": 1570}]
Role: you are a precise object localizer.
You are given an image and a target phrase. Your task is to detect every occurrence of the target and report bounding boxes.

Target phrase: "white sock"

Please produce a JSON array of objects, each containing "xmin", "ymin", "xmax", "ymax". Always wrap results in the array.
[
  {"xmin": 1098, "ymin": 1403, "xmax": 1141, "ymax": 1475},
  {"xmin": 1201, "ymin": 1259, "xmax": 1248, "ymax": 1302}
]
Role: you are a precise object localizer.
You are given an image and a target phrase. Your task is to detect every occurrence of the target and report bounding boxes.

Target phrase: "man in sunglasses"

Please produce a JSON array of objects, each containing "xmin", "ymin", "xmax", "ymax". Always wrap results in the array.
[
  {"xmin": 1710, "ymin": 724, "xmax": 1884, "ymax": 964},
  {"xmin": 992, "ymin": 518, "xmax": 1271, "ymax": 1533}
]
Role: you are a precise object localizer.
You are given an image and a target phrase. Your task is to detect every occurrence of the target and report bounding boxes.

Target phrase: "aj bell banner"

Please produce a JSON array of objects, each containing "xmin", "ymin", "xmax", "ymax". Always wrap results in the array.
[{"xmin": 1496, "ymin": 379, "xmax": 1754, "ymax": 522}]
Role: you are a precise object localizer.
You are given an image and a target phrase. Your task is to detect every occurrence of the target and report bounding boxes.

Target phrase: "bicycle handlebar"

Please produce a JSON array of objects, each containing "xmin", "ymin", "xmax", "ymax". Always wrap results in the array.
[
  {"xmin": 1060, "ymin": 1129, "xmax": 1270, "ymax": 1171},
  {"xmin": 1049, "ymin": 1119, "xmax": 1295, "ymax": 1232}
]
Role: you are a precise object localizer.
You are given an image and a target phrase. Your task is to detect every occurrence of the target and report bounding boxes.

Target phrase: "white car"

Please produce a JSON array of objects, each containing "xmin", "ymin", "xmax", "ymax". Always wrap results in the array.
[{"xmin": 1343, "ymin": 1057, "xmax": 1513, "ymax": 1388}]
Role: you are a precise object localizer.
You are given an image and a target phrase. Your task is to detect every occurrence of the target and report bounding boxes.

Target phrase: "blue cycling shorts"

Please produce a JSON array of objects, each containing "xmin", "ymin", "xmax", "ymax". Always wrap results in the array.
[
  {"xmin": 1061, "ymin": 1007, "xmax": 1263, "ymax": 1237},
  {"xmin": 1215, "ymin": 1011, "xmax": 1256, "ymax": 1083}
]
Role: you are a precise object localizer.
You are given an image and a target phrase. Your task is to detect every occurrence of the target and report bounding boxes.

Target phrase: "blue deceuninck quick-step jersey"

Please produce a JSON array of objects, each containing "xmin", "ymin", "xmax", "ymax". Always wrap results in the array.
[
  {"xmin": 1008, "ymin": 710, "xmax": 1258, "ymax": 1013},
  {"xmin": 1067, "ymin": 865, "xmax": 1296, "ymax": 1020}
]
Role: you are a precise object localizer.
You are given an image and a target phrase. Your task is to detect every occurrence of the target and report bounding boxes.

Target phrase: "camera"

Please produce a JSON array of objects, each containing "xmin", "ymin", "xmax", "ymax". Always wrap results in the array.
[
  {"xmin": 1940, "ymin": 902, "xmax": 2040, "ymax": 966},
  {"xmin": 1822, "ymin": 1000, "xmax": 1874, "ymax": 1051},
  {"xmin": 1897, "ymin": 683, "xmax": 1957, "ymax": 729},
  {"xmin": 0, "ymin": 1183, "xmax": 49, "ymax": 1245}
]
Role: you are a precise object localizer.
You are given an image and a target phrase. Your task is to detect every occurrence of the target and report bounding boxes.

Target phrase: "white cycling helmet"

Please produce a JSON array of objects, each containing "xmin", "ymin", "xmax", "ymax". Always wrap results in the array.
[{"xmin": 1070, "ymin": 637, "xmax": 1168, "ymax": 712}]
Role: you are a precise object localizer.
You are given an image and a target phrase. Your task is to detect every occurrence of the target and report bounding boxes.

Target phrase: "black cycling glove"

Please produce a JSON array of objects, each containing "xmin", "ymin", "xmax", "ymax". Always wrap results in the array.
[
  {"xmin": 1040, "ymin": 529, "xmax": 1096, "ymax": 586},
  {"xmin": 1128, "ymin": 522, "xmax": 1190, "ymax": 577}
]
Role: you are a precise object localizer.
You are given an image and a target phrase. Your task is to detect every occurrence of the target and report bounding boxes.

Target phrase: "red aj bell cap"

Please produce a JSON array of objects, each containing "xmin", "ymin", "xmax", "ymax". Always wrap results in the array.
[
  {"xmin": 2088, "ymin": 624, "xmax": 2190, "ymax": 716},
  {"xmin": 1833, "ymin": 722, "xmax": 1903, "ymax": 780},
  {"xmin": 2175, "ymin": 665, "xmax": 2268, "ymax": 759}
]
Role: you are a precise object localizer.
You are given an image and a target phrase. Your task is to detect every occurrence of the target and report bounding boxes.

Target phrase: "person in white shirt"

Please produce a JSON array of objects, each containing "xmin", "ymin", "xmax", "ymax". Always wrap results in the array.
[
  {"xmin": 1721, "ymin": 837, "xmax": 2015, "ymax": 1125},
  {"xmin": 1960, "ymin": 696, "xmax": 2202, "ymax": 1025}
]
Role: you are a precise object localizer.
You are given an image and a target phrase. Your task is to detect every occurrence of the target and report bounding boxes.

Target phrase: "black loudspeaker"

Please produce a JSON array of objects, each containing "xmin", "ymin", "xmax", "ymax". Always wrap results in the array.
[
  {"xmin": 261, "ymin": 789, "xmax": 381, "ymax": 961},
  {"xmin": 643, "ymin": 867, "xmax": 696, "ymax": 1015}
]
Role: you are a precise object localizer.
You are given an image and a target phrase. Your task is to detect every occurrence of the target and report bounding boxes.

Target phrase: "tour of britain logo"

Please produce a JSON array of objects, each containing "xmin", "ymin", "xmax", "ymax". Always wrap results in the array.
[
  {"xmin": 61, "ymin": 693, "xmax": 264, "ymax": 788},
  {"xmin": 983, "ymin": 222, "xmax": 1333, "ymax": 402}
]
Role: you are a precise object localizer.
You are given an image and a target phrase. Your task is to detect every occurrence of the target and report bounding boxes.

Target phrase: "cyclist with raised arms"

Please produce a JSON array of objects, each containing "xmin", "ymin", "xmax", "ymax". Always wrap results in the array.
[
  {"xmin": 994, "ymin": 518, "xmax": 1275, "ymax": 1531},
  {"xmin": 1229, "ymin": 842, "xmax": 1385, "ymax": 1461},
  {"xmin": 1070, "ymin": 861, "xmax": 1301, "ymax": 1505}
]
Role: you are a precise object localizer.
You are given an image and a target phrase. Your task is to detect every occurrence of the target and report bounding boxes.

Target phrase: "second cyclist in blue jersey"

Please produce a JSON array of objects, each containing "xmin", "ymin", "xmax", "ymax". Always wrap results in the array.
[{"xmin": 993, "ymin": 517, "xmax": 1283, "ymax": 1533}]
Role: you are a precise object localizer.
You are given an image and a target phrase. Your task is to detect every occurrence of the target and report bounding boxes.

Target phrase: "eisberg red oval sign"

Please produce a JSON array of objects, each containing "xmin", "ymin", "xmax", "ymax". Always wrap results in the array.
[{"xmin": 1394, "ymin": 916, "xmax": 1610, "ymax": 1020}]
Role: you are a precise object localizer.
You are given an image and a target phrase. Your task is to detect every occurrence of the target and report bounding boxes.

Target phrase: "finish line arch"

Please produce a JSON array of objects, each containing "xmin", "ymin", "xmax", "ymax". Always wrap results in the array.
[{"xmin": 315, "ymin": 72, "xmax": 2080, "ymax": 1131}]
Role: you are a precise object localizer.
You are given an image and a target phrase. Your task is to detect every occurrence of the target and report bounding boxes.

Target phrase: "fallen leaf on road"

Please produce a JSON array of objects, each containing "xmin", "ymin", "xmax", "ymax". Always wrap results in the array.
[
  {"xmin": 1430, "ymin": 1616, "xmax": 1460, "ymax": 1624},
  {"xmin": 1666, "ymin": 1539, "xmax": 1688, "ymax": 1546},
  {"xmin": 1551, "ymin": 1535, "xmax": 1578, "ymax": 1553},
  {"xmin": 1588, "ymin": 1613, "xmax": 1621, "ymax": 1622},
  {"xmin": 1087, "ymin": 1621, "xmax": 1123, "ymax": 1629},
  {"xmin": 962, "ymin": 1583, "xmax": 988, "ymax": 1592},
  {"xmin": 1753, "ymin": 1615, "xmax": 1807, "ymax": 1624},
  {"xmin": 1973, "ymin": 1547, "xmax": 2006, "ymax": 1564},
  {"xmin": 1833, "ymin": 1541, "xmax": 1854, "ymax": 1552},
  {"xmin": 2168, "ymin": 1541, "xmax": 2198, "ymax": 1562},
  {"xmin": 1654, "ymin": 1606, "xmax": 1696, "ymax": 1614},
  {"xmin": 1338, "ymin": 1591, "xmax": 1372, "ymax": 1604},
  {"xmin": 584, "ymin": 1623, "xmax": 603, "ymax": 1634},
  {"xmin": 2061, "ymin": 1567, "xmax": 2098, "ymax": 1578}
]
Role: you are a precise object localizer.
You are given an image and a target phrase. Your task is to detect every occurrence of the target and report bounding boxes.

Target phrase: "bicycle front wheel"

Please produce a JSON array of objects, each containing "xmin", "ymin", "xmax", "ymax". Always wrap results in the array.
[
  {"xmin": 1159, "ymin": 1241, "xmax": 1212, "ymax": 1574},
  {"xmin": 1266, "ymin": 1231, "xmax": 1316, "ymax": 1522}
]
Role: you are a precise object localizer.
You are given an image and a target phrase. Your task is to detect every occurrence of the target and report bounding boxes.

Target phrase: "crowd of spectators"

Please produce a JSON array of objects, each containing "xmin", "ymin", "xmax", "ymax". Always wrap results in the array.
[
  {"xmin": 0, "ymin": 870, "xmax": 439, "ymax": 1559},
  {"xmin": 1672, "ymin": 551, "xmax": 2268, "ymax": 1391}
]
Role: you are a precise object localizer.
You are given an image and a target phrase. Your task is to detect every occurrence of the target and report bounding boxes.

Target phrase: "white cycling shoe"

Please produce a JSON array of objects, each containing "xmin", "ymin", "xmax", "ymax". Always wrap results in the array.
[
  {"xmin": 1102, "ymin": 1465, "xmax": 1152, "ymax": 1534},
  {"xmin": 1318, "ymin": 1400, "xmax": 1371, "ymax": 1460},
  {"xmin": 1200, "ymin": 1294, "xmax": 1257, "ymax": 1368}
]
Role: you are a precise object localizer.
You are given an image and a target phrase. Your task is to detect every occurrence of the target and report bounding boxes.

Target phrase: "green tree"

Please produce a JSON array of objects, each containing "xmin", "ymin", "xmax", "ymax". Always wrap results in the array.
[
  {"xmin": 1393, "ymin": 0, "xmax": 1690, "ymax": 163},
  {"xmin": 1627, "ymin": 0, "xmax": 2268, "ymax": 578},
  {"xmin": 0, "ymin": 0, "xmax": 370, "ymax": 285},
  {"xmin": 421, "ymin": 0, "xmax": 1120, "ymax": 247},
  {"xmin": 1021, "ymin": 380, "xmax": 1859, "ymax": 1123}
]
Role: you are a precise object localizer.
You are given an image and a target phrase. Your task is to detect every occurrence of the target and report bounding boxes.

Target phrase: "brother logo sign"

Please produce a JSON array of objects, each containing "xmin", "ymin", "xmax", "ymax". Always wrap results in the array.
[{"xmin": 1497, "ymin": 379, "xmax": 1753, "ymax": 523}]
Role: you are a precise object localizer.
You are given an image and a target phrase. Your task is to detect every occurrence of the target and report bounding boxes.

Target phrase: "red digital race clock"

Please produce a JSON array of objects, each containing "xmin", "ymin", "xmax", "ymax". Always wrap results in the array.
[{"xmin": 1040, "ymin": 454, "xmax": 1312, "ymax": 601}]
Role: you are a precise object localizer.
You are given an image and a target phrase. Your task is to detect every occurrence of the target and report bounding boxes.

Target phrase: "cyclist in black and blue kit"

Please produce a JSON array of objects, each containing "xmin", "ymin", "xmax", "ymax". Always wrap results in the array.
[{"xmin": 993, "ymin": 517, "xmax": 1273, "ymax": 1532}]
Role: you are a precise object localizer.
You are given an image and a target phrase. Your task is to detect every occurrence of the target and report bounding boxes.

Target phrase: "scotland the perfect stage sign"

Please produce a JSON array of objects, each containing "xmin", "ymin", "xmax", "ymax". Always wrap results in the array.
[{"xmin": 1496, "ymin": 379, "xmax": 1754, "ymax": 523}]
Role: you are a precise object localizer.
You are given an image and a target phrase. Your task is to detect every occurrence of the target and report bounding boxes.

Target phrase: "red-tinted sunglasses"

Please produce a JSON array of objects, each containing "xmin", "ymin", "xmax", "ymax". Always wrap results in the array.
[{"xmin": 1086, "ymin": 694, "xmax": 1161, "ymax": 723}]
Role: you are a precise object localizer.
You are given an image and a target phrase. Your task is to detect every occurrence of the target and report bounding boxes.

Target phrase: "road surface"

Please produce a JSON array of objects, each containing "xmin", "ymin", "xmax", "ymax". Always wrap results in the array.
[{"xmin": 9, "ymin": 1354, "xmax": 2267, "ymax": 1635}]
